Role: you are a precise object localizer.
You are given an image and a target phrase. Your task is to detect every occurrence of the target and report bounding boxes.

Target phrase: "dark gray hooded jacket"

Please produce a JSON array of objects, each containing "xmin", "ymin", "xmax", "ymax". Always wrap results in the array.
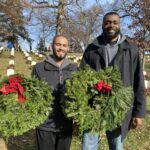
[
  {"xmin": 80, "ymin": 34, "xmax": 146, "ymax": 140},
  {"xmin": 32, "ymin": 55, "xmax": 77, "ymax": 132}
]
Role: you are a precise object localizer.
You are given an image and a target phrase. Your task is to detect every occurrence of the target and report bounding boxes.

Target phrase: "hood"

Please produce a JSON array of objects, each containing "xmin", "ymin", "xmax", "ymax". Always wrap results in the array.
[
  {"xmin": 116, "ymin": 34, "xmax": 126, "ymax": 45},
  {"xmin": 92, "ymin": 33, "xmax": 126, "ymax": 47},
  {"xmin": 45, "ymin": 55, "xmax": 72, "ymax": 69},
  {"xmin": 91, "ymin": 34, "xmax": 126, "ymax": 67}
]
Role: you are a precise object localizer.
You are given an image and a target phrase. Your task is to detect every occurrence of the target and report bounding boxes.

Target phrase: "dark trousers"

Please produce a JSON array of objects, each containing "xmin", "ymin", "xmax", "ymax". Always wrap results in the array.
[{"xmin": 36, "ymin": 129, "xmax": 72, "ymax": 150}]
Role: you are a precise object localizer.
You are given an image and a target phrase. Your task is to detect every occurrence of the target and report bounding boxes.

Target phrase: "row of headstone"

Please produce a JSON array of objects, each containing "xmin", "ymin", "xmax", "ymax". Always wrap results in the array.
[
  {"xmin": 144, "ymin": 55, "xmax": 150, "ymax": 62},
  {"xmin": 7, "ymin": 48, "xmax": 15, "ymax": 76},
  {"xmin": 67, "ymin": 55, "xmax": 82, "ymax": 63},
  {"xmin": 33, "ymin": 52, "xmax": 44, "ymax": 60},
  {"xmin": 23, "ymin": 51, "xmax": 37, "ymax": 66}
]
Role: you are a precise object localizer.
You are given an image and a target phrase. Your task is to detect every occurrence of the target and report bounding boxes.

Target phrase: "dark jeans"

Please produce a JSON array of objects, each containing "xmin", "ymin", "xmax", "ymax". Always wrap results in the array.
[{"xmin": 36, "ymin": 129, "xmax": 72, "ymax": 150}]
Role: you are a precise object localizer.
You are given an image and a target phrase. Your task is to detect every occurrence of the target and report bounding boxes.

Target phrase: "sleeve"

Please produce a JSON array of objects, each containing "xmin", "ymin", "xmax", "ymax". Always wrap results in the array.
[
  {"xmin": 79, "ymin": 45, "xmax": 91, "ymax": 69},
  {"xmin": 132, "ymin": 47, "xmax": 146, "ymax": 118},
  {"xmin": 31, "ymin": 65, "xmax": 40, "ymax": 79},
  {"xmin": 79, "ymin": 52, "xmax": 88, "ymax": 69},
  {"xmin": 72, "ymin": 63, "xmax": 78, "ymax": 72}
]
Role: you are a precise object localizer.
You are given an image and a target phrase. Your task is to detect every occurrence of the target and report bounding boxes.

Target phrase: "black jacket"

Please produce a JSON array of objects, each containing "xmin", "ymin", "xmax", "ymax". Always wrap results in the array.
[
  {"xmin": 80, "ymin": 34, "xmax": 146, "ymax": 140},
  {"xmin": 32, "ymin": 55, "xmax": 77, "ymax": 132}
]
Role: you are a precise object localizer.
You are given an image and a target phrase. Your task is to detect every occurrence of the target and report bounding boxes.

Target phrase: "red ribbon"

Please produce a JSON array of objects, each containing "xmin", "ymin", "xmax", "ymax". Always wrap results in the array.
[
  {"xmin": 93, "ymin": 80, "xmax": 112, "ymax": 93},
  {"xmin": 0, "ymin": 75, "xmax": 26, "ymax": 103}
]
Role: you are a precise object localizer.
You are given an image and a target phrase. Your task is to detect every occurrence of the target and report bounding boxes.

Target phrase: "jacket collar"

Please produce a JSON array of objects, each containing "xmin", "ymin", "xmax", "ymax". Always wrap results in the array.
[
  {"xmin": 44, "ymin": 55, "xmax": 71, "ymax": 70},
  {"xmin": 119, "ymin": 40, "xmax": 131, "ymax": 50},
  {"xmin": 93, "ymin": 34, "xmax": 130, "ymax": 57}
]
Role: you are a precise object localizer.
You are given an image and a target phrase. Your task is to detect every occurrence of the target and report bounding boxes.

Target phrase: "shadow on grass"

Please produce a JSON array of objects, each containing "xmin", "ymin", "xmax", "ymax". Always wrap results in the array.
[{"xmin": 7, "ymin": 130, "xmax": 36, "ymax": 150}]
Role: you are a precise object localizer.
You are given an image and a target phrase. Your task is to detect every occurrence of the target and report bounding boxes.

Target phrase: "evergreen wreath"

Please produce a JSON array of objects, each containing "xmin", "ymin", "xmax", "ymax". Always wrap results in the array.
[
  {"xmin": 0, "ymin": 75, "xmax": 53, "ymax": 140},
  {"xmin": 61, "ymin": 66, "xmax": 132, "ymax": 135}
]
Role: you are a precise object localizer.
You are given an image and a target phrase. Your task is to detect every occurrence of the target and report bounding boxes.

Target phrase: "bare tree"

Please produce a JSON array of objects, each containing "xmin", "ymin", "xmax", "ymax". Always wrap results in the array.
[
  {"xmin": 0, "ymin": 0, "xmax": 24, "ymax": 35},
  {"xmin": 56, "ymin": 0, "xmax": 66, "ymax": 35},
  {"xmin": 1, "ymin": 0, "xmax": 105, "ymax": 51},
  {"xmin": 117, "ymin": 0, "xmax": 150, "ymax": 49},
  {"xmin": 117, "ymin": 0, "xmax": 150, "ymax": 67},
  {"xmin": 63, "ymin": 5, "xmax": 104, "ymax": 52},
  {"xmin": 23, "ymin": 0, "xmax": 83, "ymax": 35}
]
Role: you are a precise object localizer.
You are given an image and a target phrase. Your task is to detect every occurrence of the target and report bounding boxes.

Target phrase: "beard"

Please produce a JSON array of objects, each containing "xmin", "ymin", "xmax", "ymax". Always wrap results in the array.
[
  {"xmin": 102, "ymin": 27, "xmax": 120, "ymax": 40},
  {"xmin": 53, "ymin": 49, "xmax": 67, "ymax": 61}
]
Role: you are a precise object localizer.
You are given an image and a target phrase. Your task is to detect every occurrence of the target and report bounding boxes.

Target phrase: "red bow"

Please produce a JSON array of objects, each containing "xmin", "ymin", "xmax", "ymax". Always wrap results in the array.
[
  {"xmin": 93, "ymin": 80, "xmax": 112, "ymax": 93},
  {"xmin": 0, "ymin": 75, "xmax": 26, "ymax": 103}
]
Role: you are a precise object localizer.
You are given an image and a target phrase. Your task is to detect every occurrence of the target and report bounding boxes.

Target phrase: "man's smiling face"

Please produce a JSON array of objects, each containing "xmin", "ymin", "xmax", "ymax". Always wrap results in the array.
[
  {"xmin": 52, "ymin": 36, "xmax": 69, "ymax": 61},
  {"xmin": 102, "ymin": 14, "xmax": 120, "ymax": 40}
]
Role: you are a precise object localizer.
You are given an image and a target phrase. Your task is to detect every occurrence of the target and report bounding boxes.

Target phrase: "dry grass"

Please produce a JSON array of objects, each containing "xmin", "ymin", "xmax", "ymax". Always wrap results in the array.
[{"xmin": 0, "ymin": 51, "xmax": 10, "ymax": 78}]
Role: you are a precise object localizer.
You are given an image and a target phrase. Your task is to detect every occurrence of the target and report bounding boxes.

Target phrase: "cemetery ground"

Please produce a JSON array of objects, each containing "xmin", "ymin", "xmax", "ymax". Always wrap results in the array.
[{"xmin": 0, "ymin": 51, "xmax": 150, "ymax": 150}]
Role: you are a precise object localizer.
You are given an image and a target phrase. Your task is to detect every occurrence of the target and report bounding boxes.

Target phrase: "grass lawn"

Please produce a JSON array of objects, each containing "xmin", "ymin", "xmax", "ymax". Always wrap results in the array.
[{"xmin": 0, "ymin": 51, "xmax": 11, "ymax": 79}]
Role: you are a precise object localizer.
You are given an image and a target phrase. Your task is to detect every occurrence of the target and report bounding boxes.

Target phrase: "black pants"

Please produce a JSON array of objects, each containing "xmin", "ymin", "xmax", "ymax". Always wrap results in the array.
[{"xmin": 36, "ymin": 129, "xmax": 72, "ymax": 150}]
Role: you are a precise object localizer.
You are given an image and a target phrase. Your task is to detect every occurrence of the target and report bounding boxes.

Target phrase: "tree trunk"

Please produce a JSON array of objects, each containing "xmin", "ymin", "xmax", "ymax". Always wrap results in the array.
[{"xmin": 56, "ymin": 0, "xmax": 65, "ymax": 35}]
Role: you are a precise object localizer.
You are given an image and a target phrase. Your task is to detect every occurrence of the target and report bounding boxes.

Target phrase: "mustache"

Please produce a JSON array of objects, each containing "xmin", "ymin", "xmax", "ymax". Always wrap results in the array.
[
  {"xmin": 102, "ymin": 27, "xmax": 120, "ymax": 32},
  {"xmin": 102, "ymin": 28, "xmax": 120, "ymax": 36},
  {"xmin": 57, "ymin": 49, "xmax": 66, "ymax": 52}
]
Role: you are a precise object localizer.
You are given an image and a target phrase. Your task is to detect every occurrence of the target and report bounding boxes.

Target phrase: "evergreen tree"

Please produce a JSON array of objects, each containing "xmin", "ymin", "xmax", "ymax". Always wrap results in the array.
[{"xmin": 36, "ymin": 38, "xmax": 47, "ymax": 52}]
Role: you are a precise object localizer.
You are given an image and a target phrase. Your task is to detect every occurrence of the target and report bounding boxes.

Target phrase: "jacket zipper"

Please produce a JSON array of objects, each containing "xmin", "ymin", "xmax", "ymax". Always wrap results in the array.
[{"xmin": 59, "ymin": 68, "xmax": 63, "ymax": 86}]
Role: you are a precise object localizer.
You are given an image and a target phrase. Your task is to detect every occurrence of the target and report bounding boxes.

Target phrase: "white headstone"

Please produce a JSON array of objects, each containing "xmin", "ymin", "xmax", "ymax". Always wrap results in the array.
[
  {"xmin": 31, "ymin": 61, "xmax": 37, "ymax": 66},
  {"xmin": 7, "ymin": 68, "xmax": 15, "ymax": 76},
  {"xmin": 73, "ymin": 59, "xmax": 78, "ymax": 63},
  {"xmin": 25, "ymin": 53, "xmax": 29, "ymax": 57},
  {"xmin": 38, "ymin": 54, "xmax": 43, "ymax": 58},
  {"xmin": 9, "ymin": 60, "xmax": 15, "ymax": 65},
  {"xmin": 0, "ymin": 47, "xmax": 4, "ymax": 50},
  {"xmin": 35, "ymin": 52, "xmax": 39, "ymax": 56},
  {"xmin": 10, "ymin": 48, "xmax": 15, "ymax": 56},
  {"xmin": 27, "ymin": 56, "xmax": 32, "ymax": 61}
]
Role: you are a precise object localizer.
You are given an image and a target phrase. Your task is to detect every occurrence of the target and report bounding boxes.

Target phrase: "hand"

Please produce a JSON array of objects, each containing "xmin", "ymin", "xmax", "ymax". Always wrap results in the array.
[{"xmin": 130, "ymin": 117, "xmax": 143, "ymax": 129}]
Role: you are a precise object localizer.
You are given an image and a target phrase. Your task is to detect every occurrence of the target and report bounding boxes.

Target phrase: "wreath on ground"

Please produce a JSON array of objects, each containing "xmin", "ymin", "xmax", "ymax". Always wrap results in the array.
[
  {"xmin": 0, "ymin": 75, "xmax": 53, "ymax": 140},
  {"xmin": 61, "ymin": 66, "xmax": 132, "ymax": 135}
]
